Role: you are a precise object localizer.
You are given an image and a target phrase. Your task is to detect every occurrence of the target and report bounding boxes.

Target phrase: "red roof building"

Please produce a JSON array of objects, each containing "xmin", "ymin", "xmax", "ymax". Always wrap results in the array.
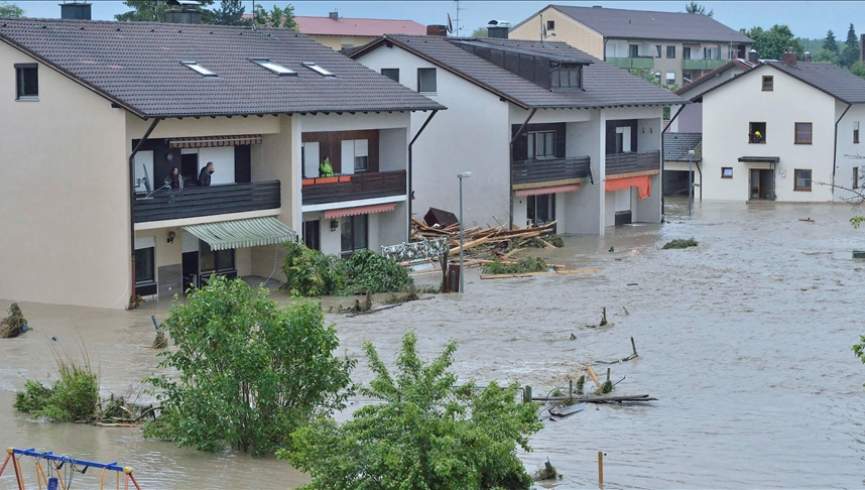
[{"xmin": 296, "ymin": 11, "xmax": 426, "ymax": 51}]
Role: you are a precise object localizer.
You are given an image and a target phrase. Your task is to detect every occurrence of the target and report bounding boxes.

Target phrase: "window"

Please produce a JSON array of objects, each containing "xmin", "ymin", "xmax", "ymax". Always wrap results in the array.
[
  {"xmin": 341, "ymin": 215, "xmax": 368, "ymax": 256},
  {"xmin": 303, "ymin": 62, "xmax": 335, "ymax": 77},
  {"xmin": 546, "ymin": 20, "xmax": 555, "ymax": 31},
  {"xmin": 628, "ymin": 44, "xmax": 639, "ymax": 58},
  {"xmin": 251, "ymin": 58, "xmax": 296, "ymax": 76},
  {"xmin": 655, "ymin": 45, "xmax": 662, "ymax": 58},
  {"xmin": 854, "ymin": 121, "xmax": 860, "ymax": 144},
  {"xmin": 551, "ymin": 66, "xmax": 581, "ymax": 88},
  {"xmin": 343, "ymin": 139, "xmax": 369, "ymax": 172},
  {"xmin": 749, "ymin": 122, "xmax": 766, "ymax": 144},
  {"xmin": 15, "ymin": 63, "xmax": 38, "ymax": 100},
  {"xmin": 417, "ymin": 68, "xmax": 437, "ymax": 93},
  {"xmin": 683, "ymin": 46, "xmax": 692, "ymax": 60},
  {"xmin": 762, "ymin": 75, "xmax": 774, "ymax": 91},
  {"xmin": 200, "ymin": 242, "xmax": 235, "ymax": 273},
  {"xmin": 794, "ymin": 122, "xmax": 812, "ymax": 145},
  {"xmin": 527, "ymin": 131, "xmax": 555, "ymax": 160},
  {"xmin": 181, "ymin": 60, "xmax": 216, "ymax": 77},
  {"xmin": 527, "ymin": 194, "xmax": 555, "ymax": 227},
  {"xmin": 134, "ymin": 247, "xmax": 155, "ymax": 285},
  {"xmin": 665, "ymin": 72, "xmax": 676, "ymax": 85},
  {"xmin": 381, "ymin": 68, "xmax": 400, "ymax": 82},
  {"xmin": 666, "ymin": 45, "xmax": 676, "ymax": 59},
  {"xmin": 854, "ymin": 166, "xmax": 859, "ymax": 189},
  {"xmin": 794, "ymin": 169, "xmax": 812, "ymax": 191},
  {"xmin": 721, "ymin": 167, "xmax": 733, "ymax": 179}
]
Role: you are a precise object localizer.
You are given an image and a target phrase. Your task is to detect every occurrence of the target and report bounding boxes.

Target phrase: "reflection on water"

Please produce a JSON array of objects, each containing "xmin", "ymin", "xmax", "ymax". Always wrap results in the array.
[{"xmin": 2, "ymin": 198, "xmax": 865, "ymax": 489}]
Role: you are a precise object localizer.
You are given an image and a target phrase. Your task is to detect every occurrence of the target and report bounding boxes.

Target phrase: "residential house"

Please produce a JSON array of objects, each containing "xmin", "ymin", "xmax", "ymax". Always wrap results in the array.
[
  {"xmin": 295, "ymin": 11, "xmax": 426, "ymax": 51},
  {"xmin": 509, "ymin": 5, "xmax": 751, "ymax": 87},
  {"xmin": 694, "ymin": 54, "xmax": 865, "ymax": 202},
  {"xmin": 0, "ymin": 16, "xmax": 440, "ymax": 309},
  {"xmin": 351, "ymin": 32, "xmax": 684, "ymax": 235}
]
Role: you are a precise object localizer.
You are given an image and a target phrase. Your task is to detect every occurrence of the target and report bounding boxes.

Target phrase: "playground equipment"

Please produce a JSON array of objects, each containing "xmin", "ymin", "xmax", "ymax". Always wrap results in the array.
[{"xmin": 0, "ymin": 448, "xmax": 141, "ymax": 490}]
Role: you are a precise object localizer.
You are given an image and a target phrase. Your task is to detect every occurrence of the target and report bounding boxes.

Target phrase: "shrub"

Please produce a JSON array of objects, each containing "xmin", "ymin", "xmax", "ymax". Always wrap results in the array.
[
  {"xmin": 144, "ymin": 276, "xmax": 354, "ymax": 455},
  {"xmin": 282, "ymin": 332, "xmax": 542, "ymax": 489},
  {"xmin": 339, "ymin": 249, "xmax": 412, "ymax": 294},
  {"xmin": 662, "ymin": 238, "xmax": 699, "ymax": 249},
  {"xmin": 482, "ymin": 256, "xmax": 549, "ymax": 275},
  {"xmin": 282, "ymin": 241, "xmax": 343, "ymax": 296},
  {"xmin": 15, "ymin": 357, "xmax": 99, "ymax": 423}
]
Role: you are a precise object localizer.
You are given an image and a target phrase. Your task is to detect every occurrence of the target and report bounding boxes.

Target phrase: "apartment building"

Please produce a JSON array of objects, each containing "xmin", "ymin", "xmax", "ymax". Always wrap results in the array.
[{"xmin": 295, "ymin": 11, "xmax": 426, "ymax": 51}]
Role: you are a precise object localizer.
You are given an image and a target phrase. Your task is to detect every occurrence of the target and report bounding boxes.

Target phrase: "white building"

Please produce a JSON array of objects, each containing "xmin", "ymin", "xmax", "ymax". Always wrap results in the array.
[
  {"xmin": 696, "ymin": 54, "xmax": 865, "ymax": 202},
  {"xmin": 352, "ymin": 33, "xmax": 684, "ymax": 234}
]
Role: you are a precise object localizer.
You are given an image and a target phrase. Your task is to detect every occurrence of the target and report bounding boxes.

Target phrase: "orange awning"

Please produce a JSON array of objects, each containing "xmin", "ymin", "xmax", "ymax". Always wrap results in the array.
[
  {"xmin": 515, "ymin": 184, "xmax": 581, "ymax": 197},
  {"xmin": 605, "ymin": 175, "xmax": 652, "ymax": 199},
  {"xmin": 324, "ymin": 203, "xmax": 396, "ymax": 219}
]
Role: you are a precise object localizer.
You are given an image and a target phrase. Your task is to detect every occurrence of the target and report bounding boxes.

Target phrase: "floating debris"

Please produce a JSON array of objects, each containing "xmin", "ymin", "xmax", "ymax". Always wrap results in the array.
[
  {"xmin": 662, "ymin": 238, "xmax": 698, "ymax": 250},
  {"xmin": 0, "ymin": 303, "xmax": 28, "ymax": 338}
]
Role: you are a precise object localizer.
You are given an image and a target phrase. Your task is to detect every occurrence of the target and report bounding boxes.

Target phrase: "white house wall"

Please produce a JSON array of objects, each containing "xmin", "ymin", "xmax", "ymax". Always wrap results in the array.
[{"xmin": 835, "ymin": 101, "xmax": 865, "ymax": 200}]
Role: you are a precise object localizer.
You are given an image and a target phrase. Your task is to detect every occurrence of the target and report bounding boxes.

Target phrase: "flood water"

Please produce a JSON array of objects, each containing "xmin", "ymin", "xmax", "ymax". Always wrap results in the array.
[{"xmin": 2, "ymin": 198, "xmax": 865, "ymax": 489}]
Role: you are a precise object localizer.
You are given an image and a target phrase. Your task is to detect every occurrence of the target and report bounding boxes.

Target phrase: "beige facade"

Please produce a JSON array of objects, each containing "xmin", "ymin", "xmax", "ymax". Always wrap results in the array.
[
  {"xmin": 509, "ymin": 6, "xmax": 604, "ymax": 58},
  {"xmin": 306, "ymin": 34, "xmax": 377, "ymax": 51}
]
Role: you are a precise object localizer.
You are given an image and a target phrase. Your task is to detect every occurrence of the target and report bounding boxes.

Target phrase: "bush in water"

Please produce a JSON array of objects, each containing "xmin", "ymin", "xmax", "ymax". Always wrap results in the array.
[
  {"xmin": 282, "ymin": 241, "xmax": 344, "ymax": 296},
  {"xmin": 282, "ymin": 332, "xmax": 542, "ymax": 489},
  {"xmin": 481, "ymin": 256, "xmax": 549, "ymax": 275},
  {"xmin": 144, "ymin": 276, "xmax": 354, "ymax": 455},
  {"xmin": 338, "ymin": 249, "xmax": 412, "ymax": 295},
  {"xmin": 15, "ymin": 357, "xmax": 99, "ymax": 423}
]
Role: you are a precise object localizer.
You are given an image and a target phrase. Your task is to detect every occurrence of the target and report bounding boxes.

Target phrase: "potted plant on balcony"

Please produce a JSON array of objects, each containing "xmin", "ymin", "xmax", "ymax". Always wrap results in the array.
[{"xmin": 317, "ymin": 158, "xmax": 338, "ymax": 184}]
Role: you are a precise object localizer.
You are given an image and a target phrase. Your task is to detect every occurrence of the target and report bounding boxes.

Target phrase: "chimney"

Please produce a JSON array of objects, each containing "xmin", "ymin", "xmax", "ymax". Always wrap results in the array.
[
  {"xmin": 427, "ymin": 24, "xmax": 447, "ymax": 36},
  {"xmin": 487, "ymin": 21, "xmax": 509, "ymax": 39},
  {"xmin": 328, "ymin": 10, "xmax": 339, "ymax": 20},
  {"xmin": 803, "ymin": 51, "xmax": 812, "ymax": 62},
  {"xmin": 782, "ymin": 50, "xmax": 797, "ymax": 66},
  {"xmin": 165, "ymin": 5, "xmax": 202, "ymax": 24},
  {"xmin": 59, "ymin": 1, "xmax": 91, "ymax": 20},
  {"xmin": 747, "ymin": 49, "xmax": 759, "ymax": 64}
]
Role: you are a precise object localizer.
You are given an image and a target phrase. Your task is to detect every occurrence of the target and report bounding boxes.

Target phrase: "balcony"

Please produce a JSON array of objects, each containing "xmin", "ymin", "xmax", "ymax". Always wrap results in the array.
[
  {"xmin": 133, "ymin": 180, "xmax": 280, "ymax": 224},
  {"xmin": 682, "ymin": 58, "xmax": 726, "ymax": 71},
  {"xmin": 607, "ymin": 56, "xmax": 654, "ymax": 71},
  {"xmin": 512, "ymin": 157, "xmax": 591, "ymax": 186},
  {"xmin": 606, "ymin": 151, "xmax": 661, "ymax": 176},
  {"xmin": 302, "ymin": 170, "xmax": 406, "ymax": 205}
]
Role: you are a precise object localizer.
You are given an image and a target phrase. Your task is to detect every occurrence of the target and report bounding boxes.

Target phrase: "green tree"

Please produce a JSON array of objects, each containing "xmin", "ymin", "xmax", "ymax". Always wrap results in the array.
[
  {"xmin": 823, "ymin": 30, "xmax": 839, "ymax": 56},
  {"xmin": 116, "ymin": 0, "xmax": 215, "ymax": 22},
  {"xmin": 283, "ymin": 332, "xmax": 543, "ymax": 489},
  {"xmin": 144, "ymin": 276, "xmax": 354, "ymax": 455},
  {"xmin": 851, "ymin": 60, "xmax": 865, "ymax": 78},
  {"xmin": 841, "ymin": 23, "xmax": 860, "ymax": 67},
  {"xmin": 0, "ymin": 1, "xmax": 23, "ymax": 18},
  {"xmin": 745, "ymin": 25, "xmax": 802, "ymax": 60},
  {"xmin": 471, "ymin": 27, "xmax": 488, "ymax": 37},
  {"xmin": 685, "ymin": 1, "xmax": 713, "ymax": 16},
  {"xmin": 211, "ymin": 0, "xmax": 247, "ymax": 26},
  {"xmin": 253, "ymin": 3, "xmax": 296, "ymax": 29}
]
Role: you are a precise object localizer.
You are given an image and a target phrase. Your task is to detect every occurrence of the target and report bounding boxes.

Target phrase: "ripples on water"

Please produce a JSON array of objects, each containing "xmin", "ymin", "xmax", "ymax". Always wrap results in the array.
[{"xmin": 2, "ymin": 199, "xmax": 864, "ymax": 489}]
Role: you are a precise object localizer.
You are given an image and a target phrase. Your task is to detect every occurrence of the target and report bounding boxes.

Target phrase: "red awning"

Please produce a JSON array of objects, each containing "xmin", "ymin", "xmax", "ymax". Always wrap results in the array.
[
  {"xmin": 515, "ymin": 184, "xmax": 581, "ymax": 197},
  {"xmin": 605, "ymin": 175, "xmax": 652, "ymax": 199},
  {"xmin": 324, "ymin": 203, "xmax": 397, "ymax": 219}
]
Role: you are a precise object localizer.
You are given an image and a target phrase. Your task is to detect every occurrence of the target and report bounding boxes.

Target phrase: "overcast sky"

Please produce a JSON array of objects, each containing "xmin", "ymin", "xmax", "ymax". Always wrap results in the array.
[{"xmin": 15, "ymin": 1, "xmax": 865, "ymax": 39}]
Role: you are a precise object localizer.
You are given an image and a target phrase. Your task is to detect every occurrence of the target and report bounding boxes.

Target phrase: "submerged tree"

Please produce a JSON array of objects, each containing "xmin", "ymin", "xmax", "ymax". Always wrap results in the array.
[
  {"xmin": 684, "ymin": 1, "xmax": 713, "ymax": 17},
  {"xmin": 0, "ymin": 1, "xmax": 23, "ymax": 18},
  {"xmin": 144, "ymin": 276, "xmax": 354, "ymax": 455},
  {"xmin": 283, "ymin": 332, "xmax": 542, "ymax": 489}
]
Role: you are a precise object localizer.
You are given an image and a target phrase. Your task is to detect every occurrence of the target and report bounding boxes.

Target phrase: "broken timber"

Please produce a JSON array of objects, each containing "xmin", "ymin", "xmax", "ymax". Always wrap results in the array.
[{"xmin": 532, "ymin": 394, "xmax": 657, "ymax": 404}]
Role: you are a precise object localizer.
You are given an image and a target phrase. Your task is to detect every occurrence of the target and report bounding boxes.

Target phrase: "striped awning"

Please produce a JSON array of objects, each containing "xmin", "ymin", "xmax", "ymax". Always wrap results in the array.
[
  {"xmin": 169, "ymin": 134, "xmax": 262, "ymax": 149},
  {"xmin": 184, "ymin": 217, "xmax": 296, "ymax": 251},
  {"xmin": 324, "ymin": 203, "xmax": 396, "ymax": 219}
]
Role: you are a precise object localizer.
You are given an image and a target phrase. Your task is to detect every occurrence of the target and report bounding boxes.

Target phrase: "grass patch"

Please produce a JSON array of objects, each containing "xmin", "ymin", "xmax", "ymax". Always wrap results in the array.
[
  {"xmin": 15, "ymin": 356, "xmax": 98, "ymax": 423},
  {"xmin": 482, "ymin": 256, "xmax": 549, "ymax": 275},
  {"xmin": 662, "ymin": 238, "xmax": 698, "ymax": 250}
]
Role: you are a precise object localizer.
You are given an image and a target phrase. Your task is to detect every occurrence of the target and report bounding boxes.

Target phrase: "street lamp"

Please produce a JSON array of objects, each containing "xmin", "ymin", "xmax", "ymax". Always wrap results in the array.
[
  {"xmin": 457, "ymin": 171, "xmax": 472, "ymax": 293},
  {"xmin": 687, "ymin": 149, "xmax": 695, "ymax": 217}
]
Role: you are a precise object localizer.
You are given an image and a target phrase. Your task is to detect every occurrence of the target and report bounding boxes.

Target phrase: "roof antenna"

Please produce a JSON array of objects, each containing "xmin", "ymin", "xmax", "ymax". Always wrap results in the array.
[{"xmin": 251, "ymin": 0, "xmax": 256, "ymax": 30}]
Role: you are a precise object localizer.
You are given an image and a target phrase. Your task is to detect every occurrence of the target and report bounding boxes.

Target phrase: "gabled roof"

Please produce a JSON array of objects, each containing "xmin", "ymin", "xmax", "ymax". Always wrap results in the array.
[
  {"xmin": 530, "ymin": 5, "xmax": 751, "ymax": 44},
  {"xmin": 677, "ymin": 58, "xmax": 757, "ymax": 97},
  {"xmin": 663, "ymin": 132, "xmax": 702, "ymax": 161},
  {"xmin": 0, "ymin": 18, "xmax": 443, "ymax": 118},
  {"xmin": 696, "ymin": 61, "xmax": 865, "ymax": 104},
  {"xmin": 351, "ymin": 35, "xmax": 685, "ymax": 110},
  {"xmin": 295, "ymin": 15, "xmax": 425, "ymax": 37}
]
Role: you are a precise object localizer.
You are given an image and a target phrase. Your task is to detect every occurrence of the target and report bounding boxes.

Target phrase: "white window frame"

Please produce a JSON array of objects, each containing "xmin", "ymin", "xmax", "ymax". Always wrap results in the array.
[{"xmin": 181, "ymin": 60, "xmax": 217, "ymax": 77}]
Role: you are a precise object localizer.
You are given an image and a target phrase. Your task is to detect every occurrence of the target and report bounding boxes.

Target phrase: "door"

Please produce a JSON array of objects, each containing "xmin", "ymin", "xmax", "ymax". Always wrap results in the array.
[
  {"xmin": 303, "ymin": 220, "xmax": 321, "ymax": 250},
  {"xmin": 527, "ymin": 194, "xmax": 556, "ymax": 228},
  {"xmin": 303, "ymin": 141, "xmax": 320, "ymax": 178},
  {"xmin": 182, "ymin": 252, "xmax": 199, "ymax": 292},
  {"xmin": 181, "ymin": 153, "xmax": 199, "ymax": 184},
  {"xmin": 234, "ymin": 145, "xmax": 251, "ymax": 184},
  {"xmin": 133, "ymin": 150, "xmax": 154, "ymax": 194}
]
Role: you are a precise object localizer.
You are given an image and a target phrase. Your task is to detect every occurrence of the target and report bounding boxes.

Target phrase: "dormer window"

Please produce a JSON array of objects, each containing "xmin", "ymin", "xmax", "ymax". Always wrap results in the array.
[
  {"xmin": 303, "ymin": 62, "xmax": 334, "ymax": 77},
  {"xmin": 551, "ymin": 64, "xmax": 581, "ymax": 89},
  {"xmin": 181, "ymin": 61, "xmax": 216, "ymax": 77},
  {"xmin": 251, "ymin": 58, "xmax": 296, "ymax": 76}
]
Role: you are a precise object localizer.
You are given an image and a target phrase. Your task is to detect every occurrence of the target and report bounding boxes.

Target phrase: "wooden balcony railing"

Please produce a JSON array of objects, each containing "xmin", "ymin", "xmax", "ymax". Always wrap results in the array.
[
  {"xmin": 606, "ymin": 150, "xmax": 661, "ymax": 176},
  {"xmin": 511, "ymin": 156, "xmax": 591, "ymax": 186},
  {"xmin": 133, "ymin": 180, "xmax": 280, "ymax": 223},
  {"xmin": 302, "ymin": 170, "xmax": 406, "ymax": 205}
]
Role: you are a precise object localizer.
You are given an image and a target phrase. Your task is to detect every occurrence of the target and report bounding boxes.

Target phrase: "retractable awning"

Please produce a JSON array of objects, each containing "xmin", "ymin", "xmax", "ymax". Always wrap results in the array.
[
  {"xmin": 324, "ymin": 203, "xmax": 397, "ymax": 219},
  {"xmin": 738, "ymin": 156, "xmax": 779, "ymax": 163},
  {"xmin": 184, "ymin": 217, "xmax": 296, "ymax": 251},
  {"xmin": 169, "ymin": 134, "xmax": 262, "ymax": 148}
]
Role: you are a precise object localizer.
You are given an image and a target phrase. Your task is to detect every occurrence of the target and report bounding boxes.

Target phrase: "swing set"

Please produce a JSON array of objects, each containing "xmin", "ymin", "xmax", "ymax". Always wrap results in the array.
[{"xmin": 0, "ymin": 448, "xmax": 142, "ymax": 490}]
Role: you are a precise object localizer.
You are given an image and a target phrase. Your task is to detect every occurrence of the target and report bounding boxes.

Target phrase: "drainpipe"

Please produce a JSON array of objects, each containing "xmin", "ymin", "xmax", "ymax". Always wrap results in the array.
[
  {"xmin": 833, "ymin": 102, "xmax": 852, "ymax": 199},
  {"xmin": 661, "ymin": 104, "xmax": 687, "ymax": 220},
  {"xmin": 408, "ymin": 110, "xmax": 438, "ymax": 234},
  {"xmin": 127, "ymin": 117, "xmax": 162, "ymax": 309},
  {"xmin": 509, "ymin": 108, "xmax": 537, "ymax": 229}
]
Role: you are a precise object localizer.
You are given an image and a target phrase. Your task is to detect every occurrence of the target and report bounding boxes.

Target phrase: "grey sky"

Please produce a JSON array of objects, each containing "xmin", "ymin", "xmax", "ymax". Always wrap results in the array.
[{"xmin": 13, "ymin": 1, "xmax": 865, "ymax": 39}]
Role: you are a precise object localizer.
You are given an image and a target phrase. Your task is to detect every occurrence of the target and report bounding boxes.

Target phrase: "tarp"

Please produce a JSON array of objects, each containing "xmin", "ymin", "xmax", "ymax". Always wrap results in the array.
[
  {"xmin": 324, "ymin": 203, "xmax": 397, "ymax": 219},
  {"xmin": 184, "ymin": 217, "xmax": 296, "ymax": 251},
  {"xmin": 605, "ymin": 175, "xmax": 651, "ymax": 199}
]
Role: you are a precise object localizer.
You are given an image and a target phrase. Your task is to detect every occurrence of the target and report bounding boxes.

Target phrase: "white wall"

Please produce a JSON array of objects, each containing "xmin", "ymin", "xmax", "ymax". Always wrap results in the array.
[
  {"xmin": 564, "ymin": 113, "xmax": 604, "ymax": 234},
  {"xmin": 835, "ymin": 101, "xmax": 865, "ymax": 200},
  {"xmin": 356, "ymin": 45, "xmax": 511, "ymax": 228},
  {"xmin": 702, "ymin": 65, "xmax": 837, "ymax": 201},
  {"xmin": 379, "ymin": 127, "xmax": 408, "ymax": 171}
]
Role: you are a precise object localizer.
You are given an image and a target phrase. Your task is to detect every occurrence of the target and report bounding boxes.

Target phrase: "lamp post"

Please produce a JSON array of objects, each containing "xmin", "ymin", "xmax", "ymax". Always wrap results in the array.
[
  {"xmin": 687, "ymin": 149, "xmax": 695, "ymax": 217},
  {"xmin": 457, "ymin": 171, "xmax": 472, "ymax": 293}
]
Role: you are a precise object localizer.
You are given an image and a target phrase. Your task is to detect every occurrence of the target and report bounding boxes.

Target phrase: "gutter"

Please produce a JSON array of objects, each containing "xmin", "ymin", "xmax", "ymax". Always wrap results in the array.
[
  {"xmin": 508, "ymin": 108, "xmax": 537, "ymax": 229},
  {"xmin": 833, "ymin": 102, "xmax": 852, "ymax": 198},
  {"xmin": 661, "ymin": 104, "xmax": 687, "ymax": 220},
  {"xmin": 127, "ymin": 117, "xmax": 162, "ymax": 309},
  {"xmin": 408, "ymin": 110, "xmax": 439, "ymax": 235}
]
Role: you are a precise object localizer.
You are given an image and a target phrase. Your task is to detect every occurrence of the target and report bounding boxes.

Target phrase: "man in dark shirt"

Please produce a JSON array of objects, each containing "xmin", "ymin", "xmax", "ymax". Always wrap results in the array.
[{"xmin": 198, "ymin": 161, "xmax": 215, "ymax": 186}]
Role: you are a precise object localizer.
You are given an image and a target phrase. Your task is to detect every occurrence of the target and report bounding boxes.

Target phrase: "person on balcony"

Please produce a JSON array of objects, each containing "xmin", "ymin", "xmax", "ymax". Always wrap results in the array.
[
  {"xmin": 198, "ymin": 162, "xmax": 215, "ymax": 187},
  {"xmin": 169, "ymin": 167, "xmax": 184, "ymax": 190}
]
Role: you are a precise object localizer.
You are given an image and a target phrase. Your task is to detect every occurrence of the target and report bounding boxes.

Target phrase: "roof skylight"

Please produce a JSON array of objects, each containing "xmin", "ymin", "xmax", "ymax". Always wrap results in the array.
[
  {"xmin": 251, "ymin": 58, "xmax": 297, "ymax": 76},
  {"xmin": 181, "ymin": 60, "xmax": 217, "ymax": 77},
  {"xmin": 302, "ymin": 62, "xmax": 335, "ymax": 77}
]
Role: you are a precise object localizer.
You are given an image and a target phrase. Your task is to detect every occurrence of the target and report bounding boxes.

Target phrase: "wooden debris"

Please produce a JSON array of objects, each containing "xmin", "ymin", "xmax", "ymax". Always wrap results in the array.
[
  {"xmin": 532, "ymin": 394, "xmax": 657, "ymax": 404},
  {"xmin": 412, "ymin": 218, "xmax": 560, "ymax": 263},
  {"xmin": 595, "ymin": 337, "xmax": 639, "ymax": 365}
]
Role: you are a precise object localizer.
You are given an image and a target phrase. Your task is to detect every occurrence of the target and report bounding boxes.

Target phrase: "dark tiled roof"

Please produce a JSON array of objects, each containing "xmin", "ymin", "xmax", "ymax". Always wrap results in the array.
[
  {"xmin": 542, "ymin": 5, "xmax": 751, "ymax": 44},
  {"xmin": 451, "ymin": 37, "xmax": 595, "ymax": 64},
  {"xmin": 355, "ymin": 35, "xmax": 685, "ymax": 109},
  {"xmin": 765, "ymin": 61, "xmax": 865, "ymax": 104},
  {"xmin": 663, "ymin": 132, "xmax": 702, "ymax": 161},
  {"xmin": 677, "ymin": 58, "xmax": 756, "ymax": 97},
  {"xmin": 0, "ymin": 18, "xmax": 443, "ymax": 117}
]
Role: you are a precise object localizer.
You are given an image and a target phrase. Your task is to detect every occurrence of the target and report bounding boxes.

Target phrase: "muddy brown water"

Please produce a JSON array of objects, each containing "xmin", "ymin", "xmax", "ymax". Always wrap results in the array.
[{"xmin": 2, "ymin": 198, "xmax": 865, "ymax": 489}]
